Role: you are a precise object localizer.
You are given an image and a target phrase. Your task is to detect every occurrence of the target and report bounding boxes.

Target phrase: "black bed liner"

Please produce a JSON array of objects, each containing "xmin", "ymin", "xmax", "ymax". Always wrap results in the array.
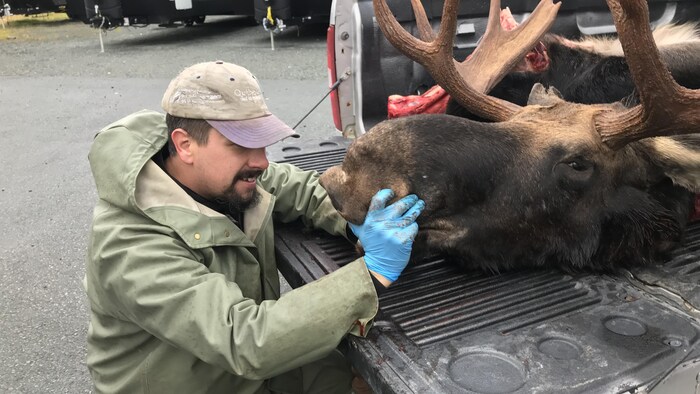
[{"xmin": 267, "ymin": 137, "xmax": 700, "ymax": 394}]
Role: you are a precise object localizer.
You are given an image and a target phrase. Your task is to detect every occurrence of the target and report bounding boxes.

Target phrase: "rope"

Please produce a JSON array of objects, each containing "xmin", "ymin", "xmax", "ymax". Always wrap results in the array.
[{"xmin": 293, "ymin": 69, "xmax": 352, "ymax": 130}]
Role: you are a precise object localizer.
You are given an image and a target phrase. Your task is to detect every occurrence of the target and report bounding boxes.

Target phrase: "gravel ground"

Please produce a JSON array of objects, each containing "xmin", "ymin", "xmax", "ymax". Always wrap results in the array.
[{"xmin": 0, "ymin": 15, "xmax": 338, "ymax": 393}]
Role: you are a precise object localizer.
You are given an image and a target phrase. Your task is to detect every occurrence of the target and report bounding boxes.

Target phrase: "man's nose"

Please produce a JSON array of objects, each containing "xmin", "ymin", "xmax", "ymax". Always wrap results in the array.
[{"xmin": 250, "ymin": 148, "xmax": 269, "ymax": 169}]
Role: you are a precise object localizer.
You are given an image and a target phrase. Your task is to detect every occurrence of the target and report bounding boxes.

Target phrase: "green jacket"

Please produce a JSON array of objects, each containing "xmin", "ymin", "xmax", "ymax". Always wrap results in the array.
[{"xmin": 85, "ymin": 110, "xmax": 378, "ymax": 393}]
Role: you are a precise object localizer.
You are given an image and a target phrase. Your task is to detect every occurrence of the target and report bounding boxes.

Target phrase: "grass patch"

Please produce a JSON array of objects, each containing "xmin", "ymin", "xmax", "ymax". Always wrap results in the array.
[{"xmin": 0, "ymin": 12, "xmax": 71, "ymax": 40}]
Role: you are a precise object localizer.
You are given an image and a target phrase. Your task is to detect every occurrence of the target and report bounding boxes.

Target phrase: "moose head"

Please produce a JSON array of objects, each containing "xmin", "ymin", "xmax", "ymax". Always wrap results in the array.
[{"xmin": 320, "ymin": 0, "xmax": 700, "ymax": 271}]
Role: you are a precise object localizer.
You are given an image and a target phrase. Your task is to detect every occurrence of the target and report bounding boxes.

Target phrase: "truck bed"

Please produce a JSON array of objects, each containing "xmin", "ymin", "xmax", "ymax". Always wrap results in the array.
[{"xmin": 268, "ymin": 138, "xmax": 700, "ymax": 394}]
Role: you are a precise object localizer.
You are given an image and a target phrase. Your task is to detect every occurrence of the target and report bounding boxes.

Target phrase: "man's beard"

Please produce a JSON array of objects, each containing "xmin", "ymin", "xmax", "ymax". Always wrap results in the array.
[{"xmin": 214, "ymin": 170, "xmax": 263, "ymax": 212}]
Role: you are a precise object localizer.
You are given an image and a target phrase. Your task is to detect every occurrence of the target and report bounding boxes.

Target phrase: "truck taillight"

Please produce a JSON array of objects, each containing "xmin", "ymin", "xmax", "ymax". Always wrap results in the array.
[{"xmin": 327, "ymin": 24, "xmax": 342, "ymax": 132}]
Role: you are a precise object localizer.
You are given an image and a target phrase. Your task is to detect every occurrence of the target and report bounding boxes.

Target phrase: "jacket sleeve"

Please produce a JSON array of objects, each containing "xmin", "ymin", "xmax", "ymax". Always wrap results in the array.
[
  {"xmin": 258, "ymin": 162, "xmax": 348, "ymax": 238},
  {"xmin": 87, "ymin": 209, "xmax": 378, "ymax": 381}
]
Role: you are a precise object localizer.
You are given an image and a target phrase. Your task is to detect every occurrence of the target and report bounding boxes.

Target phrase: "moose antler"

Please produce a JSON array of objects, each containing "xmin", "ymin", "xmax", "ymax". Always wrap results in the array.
[
  {"xmin": 373, "ymin": 0, "xmax": 561, "ymax": 121},
  {"xmin": 596, "ymin": 0, "xmax": 700, "ymax": 149}
]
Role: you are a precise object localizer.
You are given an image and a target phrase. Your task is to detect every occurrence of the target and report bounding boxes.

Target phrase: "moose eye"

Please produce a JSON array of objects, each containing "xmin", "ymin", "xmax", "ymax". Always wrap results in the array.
[
  {"xmin": 567, "ymin": 160, "xmax": 587, "ymax": 171},
  {"xmin": 555, "ymin": 157, "xmax": 594, "ymax": 190}
]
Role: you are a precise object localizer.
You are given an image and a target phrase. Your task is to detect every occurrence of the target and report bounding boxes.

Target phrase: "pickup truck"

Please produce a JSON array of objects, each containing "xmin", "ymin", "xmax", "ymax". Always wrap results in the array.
[{"xmin": 268, "ymin": 0, "xmax": 700, "ymax": 393}]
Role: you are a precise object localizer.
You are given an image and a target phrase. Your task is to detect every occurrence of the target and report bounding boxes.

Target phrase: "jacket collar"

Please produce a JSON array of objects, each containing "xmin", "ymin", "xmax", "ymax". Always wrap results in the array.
[{"xmin": 135, "ymin": 155, "xmax": 274, "ymax": 250}]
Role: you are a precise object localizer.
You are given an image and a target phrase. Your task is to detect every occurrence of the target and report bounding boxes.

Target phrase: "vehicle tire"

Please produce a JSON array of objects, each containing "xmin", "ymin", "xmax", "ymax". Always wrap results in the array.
[{"xmin": 194, "ymin": 15, "xmax": 205, "ymax": 24}]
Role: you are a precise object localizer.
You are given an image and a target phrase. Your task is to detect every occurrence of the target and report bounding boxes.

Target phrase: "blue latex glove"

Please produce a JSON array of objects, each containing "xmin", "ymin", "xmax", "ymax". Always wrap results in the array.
[{"xmin": 349, "ymin": 189, "xmax": 425, "ymax": 282}]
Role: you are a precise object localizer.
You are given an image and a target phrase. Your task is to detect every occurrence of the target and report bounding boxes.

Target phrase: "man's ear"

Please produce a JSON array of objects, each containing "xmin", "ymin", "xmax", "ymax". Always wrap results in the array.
[{"xmin": 171, "ymin": 128, "xmax": 195, "ymax": 164}]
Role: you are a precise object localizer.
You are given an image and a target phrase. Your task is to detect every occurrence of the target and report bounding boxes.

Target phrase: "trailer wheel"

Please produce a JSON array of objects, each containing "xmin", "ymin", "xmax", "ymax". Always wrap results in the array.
[{"xmin": 185, "ymin": 16, "xmax": 205, "ymax": 27}]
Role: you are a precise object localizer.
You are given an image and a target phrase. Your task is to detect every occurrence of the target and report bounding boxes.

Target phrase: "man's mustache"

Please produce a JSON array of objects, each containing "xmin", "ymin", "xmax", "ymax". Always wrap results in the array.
[{"xmin": 235, "ymin": 169, "xmax": 264, "ymax": 181}]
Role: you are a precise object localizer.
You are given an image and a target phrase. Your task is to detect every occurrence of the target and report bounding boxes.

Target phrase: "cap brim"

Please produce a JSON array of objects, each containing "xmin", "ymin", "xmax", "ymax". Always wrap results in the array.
[{"xmin": 207, "ymin": 115, "xmax": 299, "ymax": 149}]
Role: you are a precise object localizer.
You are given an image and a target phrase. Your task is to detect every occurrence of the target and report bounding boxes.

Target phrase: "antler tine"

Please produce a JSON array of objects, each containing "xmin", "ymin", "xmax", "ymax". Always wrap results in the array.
[
  {"xmin": 411, "ymin": 0, "xmax": 435, "ymax": 41},
  {"xmin": 372, "ymin": 0, "xmax": 443, "ymax": 66},
  {"xmin": 373, "ymin": 0, "xmax": 560, "ymax": 122},
  {"xmin": 596, "ymin": 0, "xmax": 700, "ymax": 150},
  {"xmin": 460, "ymin": 0, "xmax": 561, "ymax": 93}
]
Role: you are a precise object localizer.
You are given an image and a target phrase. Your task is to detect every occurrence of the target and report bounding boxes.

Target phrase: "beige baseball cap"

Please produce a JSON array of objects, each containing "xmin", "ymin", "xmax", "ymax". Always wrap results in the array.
[{"xmin": 162, "ymin": 61, "xmax": 298, "ymax": 148}]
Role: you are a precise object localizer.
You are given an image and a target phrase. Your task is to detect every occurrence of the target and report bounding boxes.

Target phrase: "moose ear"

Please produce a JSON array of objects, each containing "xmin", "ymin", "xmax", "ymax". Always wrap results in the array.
[
  {"xmin": 645, "ymin": 135, "xmax": 700, "ymax": 193},
  {"xmin": 527, "ymin": 83, "xmax": 565, "ymax": 106}
]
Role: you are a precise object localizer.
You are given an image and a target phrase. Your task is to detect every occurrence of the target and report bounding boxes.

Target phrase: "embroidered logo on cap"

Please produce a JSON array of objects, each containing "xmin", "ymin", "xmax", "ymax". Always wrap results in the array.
[
  {"xmin": 234, "ymin": 88, "xmax": 263, "ymax": 103},
  {"xmin": 170, "ymin": 88, "xmax": 224, "ymax": 106}
]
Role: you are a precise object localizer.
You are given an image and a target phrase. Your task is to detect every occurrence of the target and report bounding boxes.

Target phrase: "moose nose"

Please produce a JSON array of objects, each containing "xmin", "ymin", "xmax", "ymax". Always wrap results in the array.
[{"xmin": 320, "ymin": 167, "xmax": 345, "ymax": 209}]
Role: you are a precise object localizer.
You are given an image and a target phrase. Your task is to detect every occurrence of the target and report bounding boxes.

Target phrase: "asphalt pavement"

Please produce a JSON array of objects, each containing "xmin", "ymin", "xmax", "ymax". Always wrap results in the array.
[{"xmin": 0, "ymin": 15, "xmax": 341, "ymax": 393}]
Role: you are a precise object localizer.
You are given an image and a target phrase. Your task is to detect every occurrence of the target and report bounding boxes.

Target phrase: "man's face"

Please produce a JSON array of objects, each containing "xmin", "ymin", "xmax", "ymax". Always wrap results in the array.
[{"xmin": 192, "ymin": 128, "xmax": 269, "ymax": 211}]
